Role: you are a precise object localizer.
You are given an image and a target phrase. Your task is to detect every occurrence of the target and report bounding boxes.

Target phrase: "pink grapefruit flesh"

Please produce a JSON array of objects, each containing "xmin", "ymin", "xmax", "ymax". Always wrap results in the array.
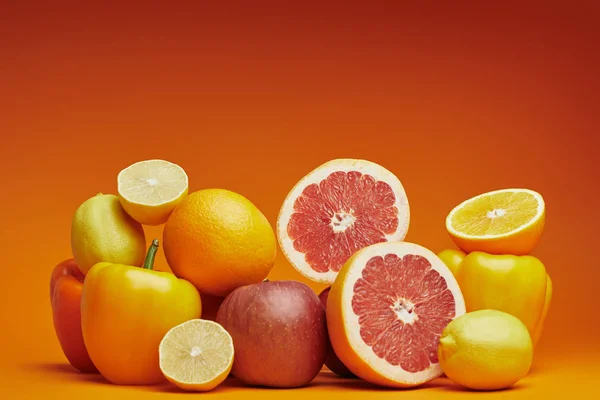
[
  {"xmin": 327, "ymin": 242, "xmax": 466, "ymax": 387},
  {"xmin": 278, "ymin": 159, "xmax": 409, "ymax": 284}
]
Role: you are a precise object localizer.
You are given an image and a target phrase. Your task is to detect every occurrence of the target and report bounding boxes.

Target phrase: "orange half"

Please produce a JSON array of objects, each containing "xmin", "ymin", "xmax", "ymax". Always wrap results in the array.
[{"xmin": 446, "ymin": 188, "xmax": 545, "ymax": 255}]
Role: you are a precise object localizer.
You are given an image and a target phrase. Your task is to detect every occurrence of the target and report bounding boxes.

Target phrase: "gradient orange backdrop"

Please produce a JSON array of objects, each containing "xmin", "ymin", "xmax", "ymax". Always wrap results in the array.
[{"xmin": 1, "ymin": 2, "xmax": 598, "ymax": 398}]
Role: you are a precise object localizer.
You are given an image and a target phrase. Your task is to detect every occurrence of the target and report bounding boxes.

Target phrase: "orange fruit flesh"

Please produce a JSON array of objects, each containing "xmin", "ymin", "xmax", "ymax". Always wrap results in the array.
[{"xmin": 451, "ymin": 191, "xmax": 539, "ymax": 236}]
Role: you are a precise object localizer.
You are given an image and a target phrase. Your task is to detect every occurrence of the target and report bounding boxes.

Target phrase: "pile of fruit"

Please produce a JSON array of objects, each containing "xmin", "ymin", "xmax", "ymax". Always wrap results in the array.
[{"xmin": 50, "ymin": 158, "xmax": 551, "ymax": 392}]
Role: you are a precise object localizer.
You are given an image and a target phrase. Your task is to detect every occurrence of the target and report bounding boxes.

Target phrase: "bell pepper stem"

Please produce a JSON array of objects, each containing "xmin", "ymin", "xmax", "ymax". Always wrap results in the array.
[{"xmin": 143, "ymin": 239, "xmax": 160, "ymax": 270}]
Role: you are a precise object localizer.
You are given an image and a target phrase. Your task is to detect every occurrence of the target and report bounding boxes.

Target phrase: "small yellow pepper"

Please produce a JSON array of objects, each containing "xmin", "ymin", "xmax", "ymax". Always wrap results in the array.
[
  {"xmin": 437, "ymin": 249, "xmax": 466, "ymax": 276},
  {"xmin": 450, "ymin": 251, "xmax": 551, "ymax": 345},
  {"xmin": 81, "ymin": 239, "xmax": 201, "ymax": 385}
]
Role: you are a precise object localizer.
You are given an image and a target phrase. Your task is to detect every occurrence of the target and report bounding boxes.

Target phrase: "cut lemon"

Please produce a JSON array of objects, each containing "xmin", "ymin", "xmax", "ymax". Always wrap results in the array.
[
  {"xmin": 159, "ymin": 319, "xmax": 234, "ymax": 392},
  {"xmin": 117, "ymin": 159, "xmax": 188, "ymax": 225},
  {"xmin": 446, "ymin": 188, "xmax": 545, "ymax": 255}
]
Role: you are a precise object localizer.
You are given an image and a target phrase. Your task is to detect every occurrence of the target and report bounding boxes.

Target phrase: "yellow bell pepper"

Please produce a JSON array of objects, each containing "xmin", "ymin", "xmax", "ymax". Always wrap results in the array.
[
  {"xmin": 81, "ymin": 239, "xmax": 201, "ymax": 385},
  {"xmin": 453, "ymin": 251, "xmax": 551, "ymax": 345},
  {"xmin": 437, "ymin": 249, "xmax": 466, "ymax": 276}
]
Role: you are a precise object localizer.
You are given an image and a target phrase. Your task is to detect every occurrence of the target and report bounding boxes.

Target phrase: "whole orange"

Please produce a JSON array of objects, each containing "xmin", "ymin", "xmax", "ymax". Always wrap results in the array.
[{"xmin": 163, "ymin": 189, "xmax": 277, "ymax": 297}]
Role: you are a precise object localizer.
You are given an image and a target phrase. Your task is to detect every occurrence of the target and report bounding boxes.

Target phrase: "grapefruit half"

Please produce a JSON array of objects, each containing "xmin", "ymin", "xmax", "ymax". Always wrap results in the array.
[
  {"xmin": 277, "ymin": 159, "xmax": 409, "ymax": 284},
  {"xmin": 327, "ymin": 241, "xmax": 466, "ymax": 387}
]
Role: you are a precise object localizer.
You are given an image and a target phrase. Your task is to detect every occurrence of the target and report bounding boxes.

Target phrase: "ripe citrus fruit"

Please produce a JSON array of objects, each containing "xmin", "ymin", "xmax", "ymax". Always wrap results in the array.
[
  {"xmin": 326, "ymin": 241, "xmax": 465, "ymax": 387},
  {"xmin": 277, "ymin": 159, "xmax": 410, "ymax": 284},
  {"xmin": 163, "ymin": 189, "xmax": 277, "ymax": 297},
  {"xmin": 159, "ymin": 319, "xmax": 234, "ymax": 392},
  {"xmin": 438, "ymin": 309, "xmax": 533, "ymax": 390},
  {"xmin": 446, "ymin": 188, "xmax": 545, "ymax": 255},
  {"xmin": 117, "ymin": 159, "xmax": 188, "ymax": 226},
  {"xmin": 71, "ymin": 193, "xmax": 146, "ymax": 274}
]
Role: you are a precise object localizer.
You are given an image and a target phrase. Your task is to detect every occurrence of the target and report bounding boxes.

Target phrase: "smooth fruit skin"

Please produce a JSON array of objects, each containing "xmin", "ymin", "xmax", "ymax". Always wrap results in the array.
[
  {"xmin": 437, "ymin": 249, "xmax": 466, "ymax": 276},
  {"xmin": 438, "ymin": 310, "xmax": 533, "ymax": 390},
  {"xmin": 71, "ymin": 193, "xmax": 146, "ymax": 275},
  {"xmin": 49, "ymin": 259, "xmax": 97, "ymax": 373},
  {"xmin": 81, "ymin": 242, "xmax": 201, "ymax": 385},
  {"xmin": 455, "ymin": 251, "xmax": 548, "ymax": 340},
  {"xmin": 216, "ymin": 280, "xmax": 327, "ymax": 388},
  {"xmin": 163, "ymin": 189, "xmax": 277, "ymax": 297},
  {"xmin": 318, "ymin": 287, "xmax": 355, "ymax": 378}
]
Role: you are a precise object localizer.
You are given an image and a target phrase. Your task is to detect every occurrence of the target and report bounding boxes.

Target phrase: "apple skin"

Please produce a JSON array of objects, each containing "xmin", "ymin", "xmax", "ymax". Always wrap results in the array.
[
  {"xmin": 319, "ymin": 287, "xmax": 356, "ymax": 378},
  {"xmin": 216, "ymin": 280, "xmax": 327, "ymax": 388}
]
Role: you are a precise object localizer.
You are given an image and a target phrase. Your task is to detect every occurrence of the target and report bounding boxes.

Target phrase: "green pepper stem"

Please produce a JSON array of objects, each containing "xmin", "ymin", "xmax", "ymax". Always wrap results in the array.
[{"xmin": 143, "ymin": 239, "xmax": 160, "ymax": 270}]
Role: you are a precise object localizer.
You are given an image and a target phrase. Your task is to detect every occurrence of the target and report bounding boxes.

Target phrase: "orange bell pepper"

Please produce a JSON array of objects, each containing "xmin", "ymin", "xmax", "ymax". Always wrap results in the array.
[
  {"xmin": 81, "ymin": 239, "xmax": 201, "ymax": 385},
  {"xmin": 49, "ymin": 259, "xmax": 97, "ymax": 373}
]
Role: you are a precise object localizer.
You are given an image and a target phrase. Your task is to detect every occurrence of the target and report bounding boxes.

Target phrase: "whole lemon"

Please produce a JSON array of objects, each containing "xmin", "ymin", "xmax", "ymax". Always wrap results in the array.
[
  {"xmin": 163, "ymin": 189, "xmax": 276, "ymax": 297},
  {"xmin": 438, "ymin": 309, "xmax": 533, "ymax": 391},
  {"xmin": 71, "ymin": 193, "xmax": 147, "ymax": 274}
]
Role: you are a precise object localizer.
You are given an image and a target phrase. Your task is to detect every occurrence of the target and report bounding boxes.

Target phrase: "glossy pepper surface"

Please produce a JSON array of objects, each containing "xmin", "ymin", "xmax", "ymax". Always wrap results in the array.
[
  {"xmin": 50, "ymin": 259, "xmax": 97, "ymax": 373},
  {"xmin": 81, "ymin": 239, "xmax": 202, "ymax": 385},
  {"xmin": 454, "ymin": 251, "xmax": 551, "ymax": 345}
]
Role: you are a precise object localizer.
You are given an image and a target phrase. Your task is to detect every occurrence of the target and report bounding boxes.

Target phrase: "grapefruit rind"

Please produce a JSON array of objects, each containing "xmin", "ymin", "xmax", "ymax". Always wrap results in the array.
[
  {"xmin": 277, "ymin": 159, "xmax": 410, "ymax": 284},
  {"xmin": 327, "ymin": 241, "xmax": 466, "ymax": 388}
]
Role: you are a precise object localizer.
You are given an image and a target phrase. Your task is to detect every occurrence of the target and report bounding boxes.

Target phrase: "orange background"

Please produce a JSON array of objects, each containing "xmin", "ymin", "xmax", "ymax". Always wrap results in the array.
[{"xmin": 1, "ymin": 2, "xmax": 598, "ymax": 398}]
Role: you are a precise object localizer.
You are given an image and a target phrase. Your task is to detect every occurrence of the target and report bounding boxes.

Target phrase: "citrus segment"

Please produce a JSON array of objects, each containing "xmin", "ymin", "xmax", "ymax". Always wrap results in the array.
[
  {"xmin": 278, "ymin": 159, "xmax": 409, "ymax": 284},
  {"xmin": 327, "ymin": 242, "xmax": 465, "ymax": 387},
  {"xmin": 446, "ymin": 188, "xmax": 545, "ymax": 255},
  {"xmin": 159, "ymin": 319, "xmax": 234, "ymax": 392},
  {"xmin": 117, "ymin": 159, "xmax": 188, "ymax": 226}
]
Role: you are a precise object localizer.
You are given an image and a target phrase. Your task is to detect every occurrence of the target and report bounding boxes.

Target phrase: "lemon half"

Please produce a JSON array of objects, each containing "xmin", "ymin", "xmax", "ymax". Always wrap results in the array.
[
  {"xmin": 159, "ymin": 319, "xmax": 234, "ymax": 391},
  {"xmin": 117, "ymin": 159, "xmax": 188, "ymax": 225}
]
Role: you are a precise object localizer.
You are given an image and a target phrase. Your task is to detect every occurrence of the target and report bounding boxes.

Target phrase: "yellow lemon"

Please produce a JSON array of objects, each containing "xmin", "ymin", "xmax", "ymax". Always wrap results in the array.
[
  {"xmin": 159, "ymin": 319, "xmax": 234, "ymax": 391},
  {"xmin": 117, "ymin": 159, "xmax": 188, "ymax": 226},
  {"xmin": 71, "ymin": 193, "xmax": 146, "ymax": 274},
  {"xmin": 438, "ymin": 309, "xmax": 533, "ymax": 391}
]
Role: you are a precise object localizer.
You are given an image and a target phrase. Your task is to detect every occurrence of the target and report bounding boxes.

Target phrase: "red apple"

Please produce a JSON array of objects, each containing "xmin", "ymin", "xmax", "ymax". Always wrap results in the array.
[
  {"xmin": 319, "ymin": 287, "xmax": 356, "ymax": 378},
  {"xmin": 216, "ymin": 280, "xmax": 327, "ymax": 388}
]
